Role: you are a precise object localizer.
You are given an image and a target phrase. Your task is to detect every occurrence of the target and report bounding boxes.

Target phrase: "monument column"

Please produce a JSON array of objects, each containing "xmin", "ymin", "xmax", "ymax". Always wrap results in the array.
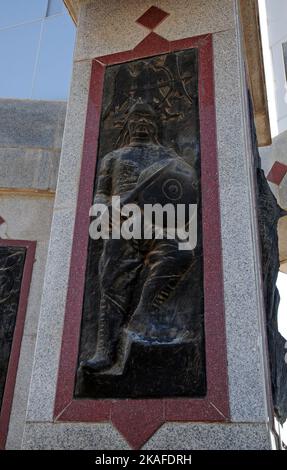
[{"xmin": 22, "ymin": 0, "xmax": 277, "ymax": 449}]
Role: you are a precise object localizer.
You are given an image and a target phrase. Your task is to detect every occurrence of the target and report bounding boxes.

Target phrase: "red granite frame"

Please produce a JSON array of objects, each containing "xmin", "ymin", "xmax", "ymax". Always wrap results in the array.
[
  {"xmin": 54, "ymin": 33, "xmax": 230, "ymax": 449},
  {"xmin": 0, "ymin": 239, "xmax": 36, "ymax": 450}
]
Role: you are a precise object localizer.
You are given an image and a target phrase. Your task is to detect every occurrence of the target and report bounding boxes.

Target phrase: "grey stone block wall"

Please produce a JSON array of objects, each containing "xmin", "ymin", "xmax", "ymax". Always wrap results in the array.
[{"xmin": 0, "ymin": 99, "xmax": 66, "ymax": 191}]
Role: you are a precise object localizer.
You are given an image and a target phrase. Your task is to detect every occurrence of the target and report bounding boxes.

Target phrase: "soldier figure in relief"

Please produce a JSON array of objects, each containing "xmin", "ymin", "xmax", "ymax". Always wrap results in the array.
[{"xmin": 82, "ymin": 101, "xmax": 197, "ymax": 374}]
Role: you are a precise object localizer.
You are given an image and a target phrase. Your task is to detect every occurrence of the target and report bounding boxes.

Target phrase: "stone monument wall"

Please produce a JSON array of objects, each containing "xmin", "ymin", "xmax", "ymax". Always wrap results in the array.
[{"xmin": 17, "ymin": 0, "xmax": 275, "ymax": 450}]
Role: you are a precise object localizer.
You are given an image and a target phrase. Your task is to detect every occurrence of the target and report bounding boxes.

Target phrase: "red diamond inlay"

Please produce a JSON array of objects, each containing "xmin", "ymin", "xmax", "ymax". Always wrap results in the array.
[
  {"xmin": 267, "ymin": 161, "xmax": 287, "ymax": 186},
  {"xmin": 111, "ymin": 400, "xmax": 164, "ymax": 449},
  {"xmin": 136, "ymin": 6, "xmax": 169, "ymax": 31},
  {"xmin": 0, "ymin": 216, "xmax": 5, "ymax": 225}
]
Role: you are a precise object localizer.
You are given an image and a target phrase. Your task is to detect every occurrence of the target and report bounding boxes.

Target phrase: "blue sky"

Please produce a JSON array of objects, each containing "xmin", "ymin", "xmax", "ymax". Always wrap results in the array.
[{"xmin": 0, "ymin": 0, "xmax": 75, "ymax": 100}]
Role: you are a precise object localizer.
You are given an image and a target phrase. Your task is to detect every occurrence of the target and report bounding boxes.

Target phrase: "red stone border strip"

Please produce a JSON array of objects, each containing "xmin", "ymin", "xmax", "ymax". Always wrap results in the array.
[{"xmin": 54, "ymin": 32, "xmax": 230, "ymax": 449}]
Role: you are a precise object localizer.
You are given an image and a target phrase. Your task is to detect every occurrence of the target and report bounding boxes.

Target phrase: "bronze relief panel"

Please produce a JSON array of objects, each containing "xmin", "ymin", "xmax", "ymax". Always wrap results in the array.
[{"xmin": 75, "ymin": 48, "xmax": 206, "ymax": 399}]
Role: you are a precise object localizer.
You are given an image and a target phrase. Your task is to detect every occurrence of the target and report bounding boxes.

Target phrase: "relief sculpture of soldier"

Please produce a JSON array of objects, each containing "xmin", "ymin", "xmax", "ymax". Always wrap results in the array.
[{"xmin": 81, "ymin": 99, "xmax": 198, "ymax": 375}]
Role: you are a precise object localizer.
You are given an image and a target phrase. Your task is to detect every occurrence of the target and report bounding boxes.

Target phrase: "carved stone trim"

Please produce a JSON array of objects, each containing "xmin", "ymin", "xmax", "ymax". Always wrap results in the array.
[{"xmin": 239, "ymin": 0, "xmax": 271, "ymax": 146}]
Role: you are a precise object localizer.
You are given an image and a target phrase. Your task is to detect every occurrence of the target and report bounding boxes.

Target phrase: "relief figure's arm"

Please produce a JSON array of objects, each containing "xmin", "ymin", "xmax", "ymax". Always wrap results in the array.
[{"xmin": 93, "ymin": 154, "xmax": 114, "ymax": 207}]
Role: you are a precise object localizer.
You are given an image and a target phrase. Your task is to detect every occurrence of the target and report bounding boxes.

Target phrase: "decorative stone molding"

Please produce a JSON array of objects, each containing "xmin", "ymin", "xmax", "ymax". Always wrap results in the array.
[
  {"xmin": 239, "ymin": 0, "xmax": 271, "ymax": 146},
  {"xmin": 63, "ymin": 0, "xmax": 80, "ymax": 24}
]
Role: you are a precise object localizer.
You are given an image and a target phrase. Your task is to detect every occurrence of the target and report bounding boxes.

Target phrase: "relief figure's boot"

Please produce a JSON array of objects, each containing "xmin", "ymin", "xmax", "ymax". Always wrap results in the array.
[{"xmin": 81, "ymin": 296, "xmax": 123, "ymax": 373}]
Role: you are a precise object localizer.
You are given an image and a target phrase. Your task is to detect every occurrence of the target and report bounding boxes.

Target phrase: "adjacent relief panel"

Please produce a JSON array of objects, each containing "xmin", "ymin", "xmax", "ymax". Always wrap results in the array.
[{"xmin": 0, "ymin": 246, "xmax": 26, "ymax": 410}]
